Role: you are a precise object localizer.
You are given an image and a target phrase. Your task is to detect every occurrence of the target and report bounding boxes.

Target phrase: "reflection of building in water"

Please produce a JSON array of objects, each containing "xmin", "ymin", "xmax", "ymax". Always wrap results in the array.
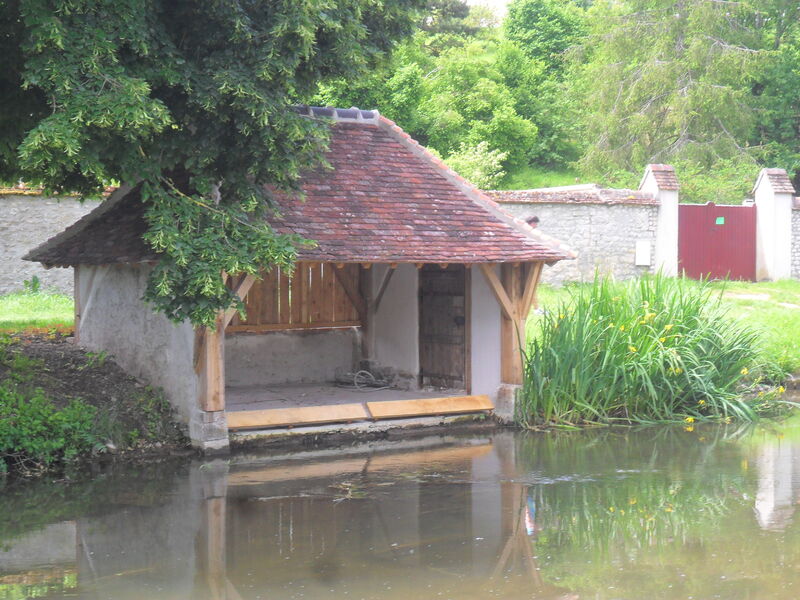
[
  {"xmin": 0, "ymin": 435, "xmax": 582, "ymax": 599},
  {"xmin": 754, "ymin": 437, "xmax": 800, "ymax": 531}
]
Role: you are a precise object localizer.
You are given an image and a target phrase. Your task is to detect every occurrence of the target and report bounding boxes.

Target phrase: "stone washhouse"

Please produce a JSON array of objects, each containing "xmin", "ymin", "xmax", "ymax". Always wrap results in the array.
[{"xmin": 25, "ymin": 107, "xmax": 573, "ymax": 452}]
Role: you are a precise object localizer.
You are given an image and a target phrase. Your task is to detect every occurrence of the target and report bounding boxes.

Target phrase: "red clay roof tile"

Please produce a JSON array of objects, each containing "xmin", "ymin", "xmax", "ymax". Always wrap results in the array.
[{"xmin": 25, "ymin": 111, "xmax": 573, "ymax": 267}]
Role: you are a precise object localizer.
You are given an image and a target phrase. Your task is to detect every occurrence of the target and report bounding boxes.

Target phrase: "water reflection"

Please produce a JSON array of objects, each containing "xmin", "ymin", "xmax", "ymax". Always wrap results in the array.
[{"xmin": 1, "ymin": 417, "xmax": 799, "ymax": 599}]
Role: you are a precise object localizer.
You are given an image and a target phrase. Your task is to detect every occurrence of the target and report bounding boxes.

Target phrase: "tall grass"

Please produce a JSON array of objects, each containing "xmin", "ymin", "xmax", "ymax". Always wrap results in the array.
[{"xmin": 518, "ymin": 275, "xmax": 781, "ymax": 427}]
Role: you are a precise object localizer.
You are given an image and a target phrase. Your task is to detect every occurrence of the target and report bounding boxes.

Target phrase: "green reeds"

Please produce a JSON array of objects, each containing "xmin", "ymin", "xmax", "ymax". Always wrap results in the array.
[{"xmin": 518, "ymin": 274, "xmax": 779, "ymax": 426}]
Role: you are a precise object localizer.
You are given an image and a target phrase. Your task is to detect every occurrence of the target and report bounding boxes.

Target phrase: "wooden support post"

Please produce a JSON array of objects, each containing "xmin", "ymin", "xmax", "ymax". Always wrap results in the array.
[
  {"xmin": 500, "ymin": 264, "xmax": 524, "ymax": 385},
  {"xmin": 195, "ymin": 311, "xmax": 225, "ymax": 412}
]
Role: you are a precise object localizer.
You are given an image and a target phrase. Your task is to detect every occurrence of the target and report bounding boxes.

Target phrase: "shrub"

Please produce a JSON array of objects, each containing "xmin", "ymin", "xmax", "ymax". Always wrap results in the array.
[
  {"xmin": 0, "ymin": 383, "xmax": 99, "ymax": 474},
  {"xmin": 445, "ymin": 141, "xmax": 508, "ymax": 189},
  {"xmin": 518, "ymin": 275, "xmax": 781, "ymax": 427}
]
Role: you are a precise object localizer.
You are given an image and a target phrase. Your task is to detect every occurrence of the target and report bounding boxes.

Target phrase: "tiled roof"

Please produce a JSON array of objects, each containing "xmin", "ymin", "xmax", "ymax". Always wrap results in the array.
[
  {"xmin": 23, "ymin": 185, "xmax": 158, "ymax": 266},
  {"xmin": 488, "ymin": 184, "xmax": 658, "ymax": 206},
  {"xmin": 25, "ymin": 110, "xmax": 573, "ymax": 267},
  {"xmin": 760, "ymin": 168, "xmax": 796, "ymax": 195},
  {"xmin": 646, "ymin": 164, "xmax": 680, "ymax": 191}
]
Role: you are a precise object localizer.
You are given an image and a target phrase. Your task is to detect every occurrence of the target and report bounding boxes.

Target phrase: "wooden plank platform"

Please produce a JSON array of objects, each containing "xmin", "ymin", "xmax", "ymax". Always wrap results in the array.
[
  {"xmin": 227, "ymin": 403, "xmax": 369, "ymax": 430},
  {"xmin": 366, "ymin": 395, "xmax": 493, "ymax": 420}
]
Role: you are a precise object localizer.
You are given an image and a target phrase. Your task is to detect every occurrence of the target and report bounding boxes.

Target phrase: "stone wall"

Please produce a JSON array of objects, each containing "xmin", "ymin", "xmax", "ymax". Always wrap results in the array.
[
  {"xmin": 500, "ymin": 202, "xmax": 659, "ymax": 284},
  {"xmin": 792, "ymin": 209, "xmax": 800, "ymax": 279},
  {"xmin": 0, "ymin": 195, "xmax": 100, "ymax": 294}
]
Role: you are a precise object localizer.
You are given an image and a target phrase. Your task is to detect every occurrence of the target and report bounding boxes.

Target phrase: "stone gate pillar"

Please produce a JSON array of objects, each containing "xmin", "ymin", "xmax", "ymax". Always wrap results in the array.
[
  {"xmin": 639, "ymin": 164, "xmax": 680, "ymax": 276},
  {"xmin": 753, "ymin": 168, "xmax": 795, "ymax": 281}
]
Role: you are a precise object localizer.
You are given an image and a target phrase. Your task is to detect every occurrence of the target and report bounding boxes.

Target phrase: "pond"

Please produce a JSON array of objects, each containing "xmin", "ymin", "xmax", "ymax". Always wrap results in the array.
[{"xmin": 1, "ymin": 414, "xmax": 799, "ymax": 599}]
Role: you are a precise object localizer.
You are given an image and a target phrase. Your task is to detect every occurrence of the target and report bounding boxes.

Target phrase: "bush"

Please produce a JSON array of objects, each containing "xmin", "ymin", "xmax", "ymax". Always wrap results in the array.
[
  {"xmin": 445, "ymin": 141, "xmax": 508, "ymax": 188},
  {"xmin": 0, "ymin": 383, "xmax": 99, "ymax": 474},
  {"xmin": 518, "ymin": 275, "xmax": 782, "ymax": 427}
]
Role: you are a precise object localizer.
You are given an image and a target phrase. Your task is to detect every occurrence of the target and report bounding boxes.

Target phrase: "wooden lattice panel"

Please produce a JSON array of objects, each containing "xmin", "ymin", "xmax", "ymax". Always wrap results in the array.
[{"xmin": 227, "ymin": 263, "xmax": 362, "ymax": 332}]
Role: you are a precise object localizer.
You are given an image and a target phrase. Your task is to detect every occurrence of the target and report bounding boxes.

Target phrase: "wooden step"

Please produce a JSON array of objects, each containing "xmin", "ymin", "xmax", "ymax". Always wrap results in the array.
[
  {"xmin": 227, "ymin": 403, "xmax": 368, "ymax": 430},
  {"xmin": 366, "ymin": 395, "xmax": 493, "ymax": 420},
  {"xmin": 226, "ymin": 395, "xmax": 494, "ymax": 431}
]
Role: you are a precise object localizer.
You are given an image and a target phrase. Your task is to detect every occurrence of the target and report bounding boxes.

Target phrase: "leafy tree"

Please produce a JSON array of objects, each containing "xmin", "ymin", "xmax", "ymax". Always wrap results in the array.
[
  {"xmin": 0, "ymin": 0, "xmax": 422, "ymax": 326},
  {"xmin": 505, "ymin": 0, "xmax": 587, "ymax": 73},
  {"xmin": 574, "ymin": 0, "xmax": 790, "ymax": 187}
]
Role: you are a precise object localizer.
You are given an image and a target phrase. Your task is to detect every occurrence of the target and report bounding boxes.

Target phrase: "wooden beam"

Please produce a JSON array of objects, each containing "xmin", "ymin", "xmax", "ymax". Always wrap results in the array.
[
  {"xmin": 226, "ymin": 320, "xmax": 361, "ymax": 334},
  {"xmin": 500, "ymin": 264, "xmax": 524, "ymax": 385},
  {"xmin": 520, "ymin": 262, "xmax": 543, "ymax": 318},
  {"xmin": 196, "ymin": 312, "xmax": 225, "ymax": 412},
  {"xmin": 372, "ymin": 265, "xmax": 396, "ymax": 313},
  {"xmin": 222, "ymin": 273, "xmax": 257, "ymax": 330},
  {"xmin": 334, "ymin": 265, "xmax": 367, "ymax": 320},
  {"xmin": 479, "ymin": 264, "xmax": 517, "ymax": 321}
]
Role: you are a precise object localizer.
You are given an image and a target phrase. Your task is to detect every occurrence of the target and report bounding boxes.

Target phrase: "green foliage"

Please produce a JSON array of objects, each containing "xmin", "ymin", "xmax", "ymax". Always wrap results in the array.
[
  {"xmin": 674, "ymin": 157, "xmax": 761, "ymax": 205},
  {"xmin": 22, "ymin": 275, "xmax": 40, "ymax": 294},
  {"xmin": 570, "ymin": 0, "xmax": 800, "ymax": 192},
  {"xmin": 576, "ymin": 0, "xmax": 765, "ymax": 178},
  {"xmin": 445, "ymin": 141, "xmax": 507, "ymax": 188},
  {"xmin": 0, "ymin": 384, "xmax": 99, "ymax": 473},
  {"xmin": 505, "ymin": 0, "xmax": 587, "ymax": 72},
  {"xmin": 519, "ymin": 275, "xmax": 782, "ymax": 427},
  {"xmin": 1, "ymin": 0, "xmax": 423, "ymax": 327}
]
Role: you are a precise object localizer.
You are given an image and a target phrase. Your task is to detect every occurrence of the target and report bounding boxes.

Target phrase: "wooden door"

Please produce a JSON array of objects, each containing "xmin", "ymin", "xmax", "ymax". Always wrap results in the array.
[{"xmin": 419, "ymin": 265, "xmax": 467, "ymax": 389}]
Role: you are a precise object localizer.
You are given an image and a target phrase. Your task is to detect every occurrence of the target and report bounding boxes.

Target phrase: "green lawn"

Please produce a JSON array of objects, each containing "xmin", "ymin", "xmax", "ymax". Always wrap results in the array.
[
  {"xmin": 530, "ymin": 279, "xmax": 800, "ymax": 375},
  {"xmin": 501, "ymin": 166, "xmax": 581, "ymax": 190},
  {"xmin": 0, "ymin": 290, "xmax": 74, "ymax": 331}
]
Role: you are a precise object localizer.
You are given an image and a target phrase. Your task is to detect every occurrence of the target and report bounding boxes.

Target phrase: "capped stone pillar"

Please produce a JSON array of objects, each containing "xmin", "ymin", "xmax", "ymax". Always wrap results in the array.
[
  {"xmin": 754, "ymin": 168, "xmax": 795, "ymax": 281},
  {"xmin": 639, "ymin": 164, "xmax": 680, "ymax": 276}
]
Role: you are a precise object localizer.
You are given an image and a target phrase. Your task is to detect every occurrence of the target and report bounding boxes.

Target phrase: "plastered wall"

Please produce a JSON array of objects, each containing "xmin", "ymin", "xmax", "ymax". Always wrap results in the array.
[
  {"xmin": 0, "ymin": 195, "xmax": 100, "ymax": 294},
  {"xmin": 369, "ymin": 264, "xmax": 420, "ymax": 382},
  {"xmin": 75, "ymin": 265, "xmax": 202, "ymax": 441},
  {"xmin": 500, "ymin": 203, "xmax": 659, "ymax": 284},
  {"xmin": 469, "ymin": 265, "xmax": 502, "ymax": 400},
  {"xmin": 225, "ymin": 328, "xmax": 360, "ymax": 386}
]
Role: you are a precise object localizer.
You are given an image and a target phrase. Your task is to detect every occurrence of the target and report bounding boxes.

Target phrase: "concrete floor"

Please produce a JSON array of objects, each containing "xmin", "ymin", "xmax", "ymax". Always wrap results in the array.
[{"xmin": 226, "ymin": 383, "xmax": 466, "ymax": 412}]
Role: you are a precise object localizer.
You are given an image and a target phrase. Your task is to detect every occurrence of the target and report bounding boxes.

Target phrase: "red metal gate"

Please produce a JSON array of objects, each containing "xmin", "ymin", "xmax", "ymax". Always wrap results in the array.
[{"xmin": 678, "ymin": 203, "xmax": 757, "ymax": 281}]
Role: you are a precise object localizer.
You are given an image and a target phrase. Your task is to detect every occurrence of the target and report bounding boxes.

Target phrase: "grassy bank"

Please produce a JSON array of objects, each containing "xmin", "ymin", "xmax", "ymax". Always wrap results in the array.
[
  {"xmin": 0, "ymin": 333, "xmax": 187, "ymax": 476},
  {"xmin": 520, "ymin": 276, "xmax": 790, "ymax": 427}
]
